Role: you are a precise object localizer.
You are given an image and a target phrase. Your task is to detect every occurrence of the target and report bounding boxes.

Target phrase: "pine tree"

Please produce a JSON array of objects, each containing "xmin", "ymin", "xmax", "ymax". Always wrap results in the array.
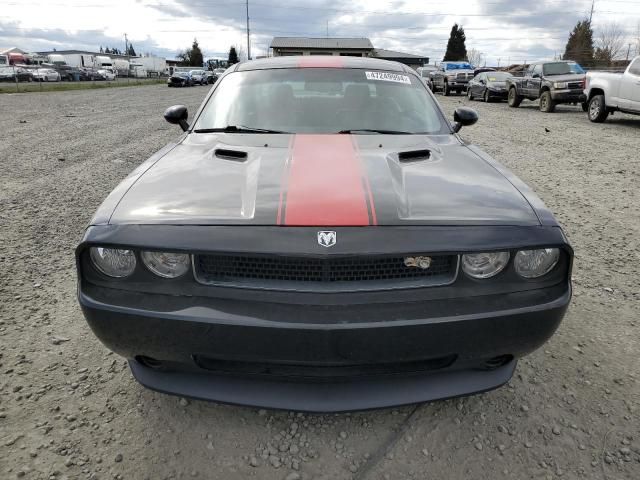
[
  {"xmin": 189, "ymin": 39, "xmax": 203, "ymax": 67},
  {"xmin": 128, "ymin": 44, "xmax": 137, "ymax": 57},
  {"xmin": 443, "ymin": 24, "xmax": 468, "ymax": 61},
  {"xmin": 228, "ymin": 46, "xmax": 239, "ymax": 65},
  {"xmin": 105, "ymin": 47, "xmax": 111, "ymax": 54},
  {"xmin": 99, "ymin": 46, "xmax": 104, "ymax": 53},
  {"xmin": 563, "ymin": 20, "xmax": 594, "ymax": 66}
]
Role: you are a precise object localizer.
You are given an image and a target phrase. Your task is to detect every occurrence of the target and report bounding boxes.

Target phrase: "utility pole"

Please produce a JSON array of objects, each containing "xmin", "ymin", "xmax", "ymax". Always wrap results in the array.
[
  {"xmin": 246, "ymin": 0, "xmax": 251, "ymax": 60},
  {"xmin": 497, "ymin": 58, "xmax": 501, "ymax": 68},
  {"xmin": 124, "ymin": 33, "xmax": 129, "ymax": 80},
  {"xmin": 626, "ymin": 43, "xmax": 632, "ymax": 60},
  {"xmin": 326, "ymin": 20, "xmax": 329, "ymax": 38},
  {"xmin": 589, "ymin": 0, "xmax": 595, "ymax": 24}
]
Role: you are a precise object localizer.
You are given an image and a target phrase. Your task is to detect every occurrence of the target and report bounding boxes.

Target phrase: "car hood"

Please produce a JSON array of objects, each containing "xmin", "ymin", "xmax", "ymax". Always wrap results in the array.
[
  {"xmin": 544, "ymin": 73, "xmax": 585, "ymax": 82},
  {"xmin": 108, "ymin": 133, "xmax": 540, "ymax": 226}
]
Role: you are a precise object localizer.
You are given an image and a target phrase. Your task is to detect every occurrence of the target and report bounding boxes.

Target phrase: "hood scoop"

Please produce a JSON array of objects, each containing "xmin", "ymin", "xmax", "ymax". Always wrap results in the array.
[
  {"xmin": 398, "ymin": 149, "xmax": 431, "ymax": 163},
  {"xmin": 214, "ymin": 148, "xmax": 248, "ymax": 162}
]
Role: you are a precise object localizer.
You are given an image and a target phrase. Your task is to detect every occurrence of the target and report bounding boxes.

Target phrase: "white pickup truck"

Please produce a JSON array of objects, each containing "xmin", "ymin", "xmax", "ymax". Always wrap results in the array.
[{"xmin": 584, "ymin": 56, "xmax": 640, "ymax": 122}]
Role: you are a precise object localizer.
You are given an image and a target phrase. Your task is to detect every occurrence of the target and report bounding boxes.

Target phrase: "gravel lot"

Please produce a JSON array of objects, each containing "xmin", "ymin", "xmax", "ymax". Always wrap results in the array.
[{"xmin": 1, "ymin": 84, "xmax": 639, "ymax": 480}]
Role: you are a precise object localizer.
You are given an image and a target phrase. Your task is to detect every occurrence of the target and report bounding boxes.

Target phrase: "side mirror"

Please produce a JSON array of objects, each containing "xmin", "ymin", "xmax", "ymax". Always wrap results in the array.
[
  {"xmin": 164, "ymin": 105, "xmax": 189, "ymax": 131},
  {"xmin": 532, "ymin": 73, "xmax": 540, "ymax": 79},
  {"xmin": 479, "ymin": 79, "xmax": 486, "ymax": 84},
  {"xmin": 452, "ymin": 107, "xmax": 479, "ymax": 133}
]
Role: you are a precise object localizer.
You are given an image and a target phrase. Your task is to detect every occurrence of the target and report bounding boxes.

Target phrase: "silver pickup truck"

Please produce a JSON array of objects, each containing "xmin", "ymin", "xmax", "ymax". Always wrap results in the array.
[{"xmin": 584, "ymin": 56, "xmax": 640, "ymax": 122}]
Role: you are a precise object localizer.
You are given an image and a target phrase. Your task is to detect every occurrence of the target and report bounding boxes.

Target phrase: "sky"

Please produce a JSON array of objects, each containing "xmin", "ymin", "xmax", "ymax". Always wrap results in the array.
[{"xmin": 1, "ymin": 0, "xmax": 639, "ymax": 65}]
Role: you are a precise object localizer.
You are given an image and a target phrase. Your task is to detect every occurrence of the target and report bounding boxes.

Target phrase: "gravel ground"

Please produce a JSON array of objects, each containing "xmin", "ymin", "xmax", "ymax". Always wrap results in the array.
[{"xmin": 1, "ymin": 84, "xmax": 639, "ymax": 480}]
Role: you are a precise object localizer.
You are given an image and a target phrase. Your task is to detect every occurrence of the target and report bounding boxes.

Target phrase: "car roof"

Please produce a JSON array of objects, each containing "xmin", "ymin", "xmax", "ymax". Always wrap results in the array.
[{"xmin": 233, "ymin": 55, "xmax": 414, "ymax": 74}]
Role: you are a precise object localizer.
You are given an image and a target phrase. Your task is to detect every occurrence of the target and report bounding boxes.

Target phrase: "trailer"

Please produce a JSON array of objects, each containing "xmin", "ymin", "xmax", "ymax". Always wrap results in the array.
[
  {"xmin": 47, "ymin": 54, "xmax": 67, "ymax": 66},
  {"xmin": 129, "ymin": 62, "xmax": 148, "ymax": 78},
  {"xmin": 112, "ymin": 58, "xmax": 130, "ymax": 76},
  {"xmin": 133, "ymin": 56, "xmax": 166, "ymax": 77},
  {"xmin": 62, "ymin": 53, "xmax": 96, "ymax": 69}
]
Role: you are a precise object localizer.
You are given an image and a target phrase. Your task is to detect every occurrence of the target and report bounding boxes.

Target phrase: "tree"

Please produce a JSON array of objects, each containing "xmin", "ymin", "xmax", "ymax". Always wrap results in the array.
[
  {"xmin": 128, "ymin": 44, "xmax": 136, "ymax": 57},
  {"xmin": 467, "ymin": 48, "xmax": 483, "ymax": 67},
  {"xmin": 177, "ymin": 50, "xmax": 190, "ymax": 64},
  {"xmin": 443, "ymin": 24, "xmax": 467, "ymax": 61},
  {"xmin": 105, "ymin": 47, "xmax": 111, "ymax": 54},
  {"xmin": 595, "ymin": 22, "xmax": 626, "ymax": 65},
  {"xmin": 563, "ymin": 19, "xmax": 594, "ymax": 66},
  {"xmin": 99, "ymin": 46, "xmax": 104, "ymax": 53},
  {"xmin": 228, "ymin": 46, "xmax": 239, "ymax": 65},
  {"xmin": 190, "ymin": 39, "xmax": 203, "ymax": 66}
]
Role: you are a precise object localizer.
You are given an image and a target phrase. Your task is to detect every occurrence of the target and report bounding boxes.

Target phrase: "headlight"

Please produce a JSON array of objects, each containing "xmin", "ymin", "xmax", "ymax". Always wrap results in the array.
[
  {"xmin": 514, "ymin": 248, "xmax": 560, "ymax": 278},
  {"xmin": 461, "ymin": 252, "xmax": 510, "ymax": 279},
  {"xmin": 141, "ymin": 251, "xmax": 190, "ymax": 278},
  {"xmin": 90, "ymin": 247, "xmax": 136, "ymax": 278},
  {"xmin": 553, "ymin": 82, "xmax": 568, "ymax": 89}
]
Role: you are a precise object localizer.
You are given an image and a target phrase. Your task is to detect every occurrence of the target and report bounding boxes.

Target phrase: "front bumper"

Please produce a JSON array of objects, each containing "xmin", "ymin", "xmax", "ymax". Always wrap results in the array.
[
  {"xmin": 77, "ymin": 224, "xmax": 572, "ymax": 412},
  {"xmin": 487, "ymin": 88, "xmax": 508, "ymax": 99},
  {"xmin": 79, "ymin": 282, "xmax": 570, "ymax": 411},
  {"xmin": 551, "ymin": 89, "xmax": 586, "ymax": 103}
]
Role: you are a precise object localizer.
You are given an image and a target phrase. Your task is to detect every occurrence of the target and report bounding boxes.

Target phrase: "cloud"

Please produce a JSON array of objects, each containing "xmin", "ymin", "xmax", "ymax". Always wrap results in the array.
[{"xmin": 1, "ymin": 0, "xmax": 639, "ymax": 64}]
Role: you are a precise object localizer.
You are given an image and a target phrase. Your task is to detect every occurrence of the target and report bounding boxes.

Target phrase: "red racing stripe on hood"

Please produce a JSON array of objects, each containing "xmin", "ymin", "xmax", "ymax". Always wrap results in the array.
[{"xmin": 281, "ymin": 134, "xmax": 375, "ymax": 226}]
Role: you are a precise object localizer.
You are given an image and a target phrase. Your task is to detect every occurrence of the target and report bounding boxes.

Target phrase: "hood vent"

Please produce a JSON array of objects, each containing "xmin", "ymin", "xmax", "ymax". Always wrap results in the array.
[
  {"xmin": 398, "ymin": 149, "xmax": 431, "ymax": 163},
  {"xmin": 214, "ymin": 148, "xmax": 248, "ymax": 162}
]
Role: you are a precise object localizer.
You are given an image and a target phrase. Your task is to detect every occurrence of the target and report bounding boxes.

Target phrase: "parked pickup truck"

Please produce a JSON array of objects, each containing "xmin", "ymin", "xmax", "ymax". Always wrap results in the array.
[
  {"xmin": 431, "ymin": 62, "xmax": 475, "ymax": 96},
  {"xmin": 506, "ymin": 61, "xmax": 587, "ymax": 113},
  {"xmin": 584, "ymin": 56, "xmax": 640, "ymax": 122}
]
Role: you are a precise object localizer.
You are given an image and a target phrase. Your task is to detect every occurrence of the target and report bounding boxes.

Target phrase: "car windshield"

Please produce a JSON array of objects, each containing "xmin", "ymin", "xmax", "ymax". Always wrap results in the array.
[
  {"xmin": 445, "ymin": 63, "xmax": 473, "ymax": 70},
  {"xmin": 175, "ymin": 72, "xmax": 188, "ymax": 78},
  {"xmin": 193, "ymin": 68, "xmax": 447, "ymax": 134},
  {"xmin": 485, "ymin": 72, "xmax": 511, "ymax": 82},
  {"xmin": 543, "ymin": 62, "xmax": 584, "ymax": 75}
]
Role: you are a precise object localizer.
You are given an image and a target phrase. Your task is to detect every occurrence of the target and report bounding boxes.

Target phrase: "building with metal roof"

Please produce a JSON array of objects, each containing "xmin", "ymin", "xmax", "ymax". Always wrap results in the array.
[
  {"xmin": 270, "ymin": 37, "xmax": 374, "ymax": 57},
  {"xmin": 269, "ymin": 37, "xmax": 429, "ymax": 69}
]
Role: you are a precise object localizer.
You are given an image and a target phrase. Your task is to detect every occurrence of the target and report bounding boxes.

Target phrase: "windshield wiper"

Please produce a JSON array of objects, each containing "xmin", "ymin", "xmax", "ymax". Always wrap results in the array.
[
  {"xmin": 337, "ymin": 129, "xmax": 414, "ymax": 135},
  {"xmin": 193, "ymin": 125, "xmax": 291, "ymax": 134}
]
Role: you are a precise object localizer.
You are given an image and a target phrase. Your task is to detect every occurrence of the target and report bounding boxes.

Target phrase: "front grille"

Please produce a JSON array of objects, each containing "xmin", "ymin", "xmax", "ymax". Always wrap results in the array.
[
  {"xmin": 568, "ymin": 81, "xmax": 583, "ymax": 90},
  {"xmin": 456, "ymin": 73, "xmax": 473, "ymax": 80},
  {"xmin": 193, "ymin": 253, "xmax": 458, "ymax": 291}
]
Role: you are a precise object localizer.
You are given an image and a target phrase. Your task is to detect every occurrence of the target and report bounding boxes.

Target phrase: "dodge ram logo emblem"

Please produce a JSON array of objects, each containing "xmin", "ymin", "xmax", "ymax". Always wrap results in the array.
[{"xmin": 317, "ymin": 231, "xmax": 337, "ymax": 248}]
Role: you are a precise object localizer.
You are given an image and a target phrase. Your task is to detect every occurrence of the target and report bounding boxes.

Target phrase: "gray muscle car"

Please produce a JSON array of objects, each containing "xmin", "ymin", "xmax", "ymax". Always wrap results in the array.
[{"xmin": 77, "ymin": 56, "xmax": 572, "ymax": 412}]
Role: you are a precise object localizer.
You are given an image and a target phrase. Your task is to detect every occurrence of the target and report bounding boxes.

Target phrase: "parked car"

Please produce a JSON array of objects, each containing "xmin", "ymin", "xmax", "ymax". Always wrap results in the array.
[
  {"xmin": 205, "ymin": 71, "xmax": 219, "ymax": 84},
  {"xmin": 77, "ymin": 56, "xmax": 572, "ymax": 412},
  {"xmin": 0, "ymin": 66, "xmax": 34, "ymax": 82},
  {"xmin": 96, "ymin": 68, "xmax": 116, "ymax": 81},
  {"xmin": 32, "ymin": 68, "xmax": 61, "ymax": 82},
  {"xmin": 467, "ymin": 71, "xmax": 512, "ymax": 102},
  {"xmin": 431, "ymin": 61, "xmax": 475, "ymax": 96},
  {"xmin": 584, "ymin": 55, "xmax": 640, "ymax": 122},
  {"xmin": 167, "ymin": 72, "xmax": 192, "ymax": 87},
  {"xmin": 77, "ymin": 67, "xmax": 100, "ymax": 81},
  {"xmin": 506, "ymin": 61, "xmax": 587, "ymax": 113},
  {"xmin": 189, "ymin": 70, "xmax": 207, "ymax": 85},
  {"xmin": 416, "ymin": 65, "xmax": 437, "ymax": 90}
]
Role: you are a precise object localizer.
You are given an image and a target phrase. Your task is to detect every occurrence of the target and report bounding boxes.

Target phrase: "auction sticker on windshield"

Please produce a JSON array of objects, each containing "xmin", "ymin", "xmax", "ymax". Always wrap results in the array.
[{"xmin": 365, "ymin": 71, "xmax": 411, "ymax": 84}]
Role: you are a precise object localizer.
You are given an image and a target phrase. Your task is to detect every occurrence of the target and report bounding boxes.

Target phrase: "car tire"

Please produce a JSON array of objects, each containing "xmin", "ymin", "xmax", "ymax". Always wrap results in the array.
[
  {"xmin": 508, "ymin": 87, "xmax": 522, "ymax": 108},
  {"xmin": 483, "ymin": 89, "xmax": 490, "ymax": 103},
  {"xmin": 581, "ymin": 102, "xmax": 589, "ymax": 112},
  {"xmin": 467, "ymin": 88, "xmax": 473, "ymax": 100},
  {"xmin": 443, "ymin": 83, "xmax": 451, "ymax": 96},
  {"xmin": 539, "ymin": 91, "xmax": 556, "ymax": 113},
  {"xmin": 588, "ymin": 94, "xmax": 609, "ymax": 123}
]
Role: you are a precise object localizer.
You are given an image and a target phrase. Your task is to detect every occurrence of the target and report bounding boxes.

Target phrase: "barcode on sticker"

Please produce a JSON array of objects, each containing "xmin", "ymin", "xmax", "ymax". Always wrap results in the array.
[{"xmin": 365, "ymin": 71, "xmax": 411, "ymax": 84}]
